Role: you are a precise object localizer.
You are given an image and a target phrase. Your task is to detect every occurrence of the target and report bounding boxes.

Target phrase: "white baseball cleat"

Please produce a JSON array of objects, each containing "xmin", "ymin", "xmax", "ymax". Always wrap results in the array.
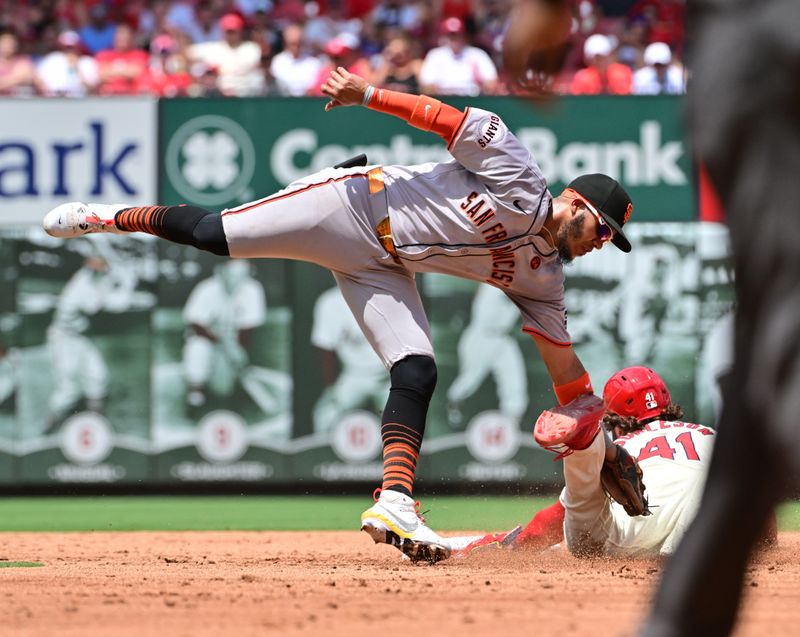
[
  {"xmin": 361, "ymin": 488, "xmax": 451, "ymax": 564},
  {"xmin": 43, "ymin": 202, "xmax": 130, "ymax": 238}
]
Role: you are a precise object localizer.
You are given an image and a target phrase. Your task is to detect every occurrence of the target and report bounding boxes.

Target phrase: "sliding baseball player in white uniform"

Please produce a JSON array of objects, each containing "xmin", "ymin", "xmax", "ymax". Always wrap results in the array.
[
  {"xmin": 42, "ymin": 67, "xmax": 635, "ymax": 563},
  {"xmin": 447, "ymin": 367, "xmax": 719, "ymax": 558}
]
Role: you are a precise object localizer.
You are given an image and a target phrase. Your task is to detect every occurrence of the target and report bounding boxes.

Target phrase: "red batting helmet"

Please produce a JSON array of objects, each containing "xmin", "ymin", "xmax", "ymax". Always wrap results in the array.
[{"xmin": 602, "ymin": 366, "xmax": 670, "ymax": 422}]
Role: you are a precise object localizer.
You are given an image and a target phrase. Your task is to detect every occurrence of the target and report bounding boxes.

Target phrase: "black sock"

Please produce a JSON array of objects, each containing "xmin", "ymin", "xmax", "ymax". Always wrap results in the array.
[
  {"xmin": 115, "ymin": 205, "xmax": 229, "ymax": 256},
  {"xmin": 380, "ymin": 355, "xmax": 437, "ymax": 497}
]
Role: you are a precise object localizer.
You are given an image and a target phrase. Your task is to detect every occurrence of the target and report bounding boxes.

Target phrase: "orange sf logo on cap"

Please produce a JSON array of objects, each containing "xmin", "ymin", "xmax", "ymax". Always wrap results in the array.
[{"xmin": 624, "ymin": 202, "xmax": 633, "ymax": 224}]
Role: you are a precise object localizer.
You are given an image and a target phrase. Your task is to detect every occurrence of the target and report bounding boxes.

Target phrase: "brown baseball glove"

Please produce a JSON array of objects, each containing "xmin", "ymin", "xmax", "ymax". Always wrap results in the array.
[
  {"xmin": 502, "ymin": 0, "xmax": 572, "ymax": 92},
  {"xmin": 600, "ymin": 444, "xmax": 651, "ymax": 517}
]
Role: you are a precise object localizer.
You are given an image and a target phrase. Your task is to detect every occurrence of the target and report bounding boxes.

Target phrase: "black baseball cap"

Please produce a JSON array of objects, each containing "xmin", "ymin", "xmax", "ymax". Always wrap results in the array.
[{"xmin": 567, "ymin": 174, "xmax": 633, "ymax": 252}]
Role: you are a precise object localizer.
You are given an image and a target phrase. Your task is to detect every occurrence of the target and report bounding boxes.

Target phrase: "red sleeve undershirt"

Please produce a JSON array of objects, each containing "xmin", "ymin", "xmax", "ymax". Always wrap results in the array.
[{"xmin": 366, "ymin": 87, "xmax": 467, "ymax": 146}]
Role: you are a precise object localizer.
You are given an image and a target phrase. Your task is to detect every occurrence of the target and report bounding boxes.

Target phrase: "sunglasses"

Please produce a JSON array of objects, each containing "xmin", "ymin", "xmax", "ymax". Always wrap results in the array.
[{"xmin": 566, "ymin": 188, "xmax": 613, "ymax": 244}]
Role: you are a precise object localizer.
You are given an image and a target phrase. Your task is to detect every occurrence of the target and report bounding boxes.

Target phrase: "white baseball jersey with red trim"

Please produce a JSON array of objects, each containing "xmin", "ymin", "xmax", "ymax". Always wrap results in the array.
[{"xmin": 609, "ymin": 420, "xmax": 715, "ymax": 555}]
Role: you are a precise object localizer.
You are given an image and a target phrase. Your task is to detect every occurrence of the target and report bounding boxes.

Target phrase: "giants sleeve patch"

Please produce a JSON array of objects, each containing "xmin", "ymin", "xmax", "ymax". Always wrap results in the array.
[{"xmin": 477, "ymin": 114, "xmax": 507, "ymax": 148}]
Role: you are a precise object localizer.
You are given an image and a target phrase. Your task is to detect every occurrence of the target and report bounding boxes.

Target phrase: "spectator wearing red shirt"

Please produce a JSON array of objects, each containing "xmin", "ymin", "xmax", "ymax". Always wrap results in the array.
[
  {"xmin": 629, "ymin": 0, "xmax": 685, "ymax": 51},
  {"xmin": 270, "ymin": 0, "xmax": 308, "ymax": 29},
  {"xmin": 569, "ymin": 33, "xmax": 632, "ymax": 95},
  {"xmin": 137, "ymin": 34, "xmax": 192, "ymax": 97},
  {"xmin": 308, "ymin": 33, "xmax": 372, "ymax": 95},
  {"xmin": 52, "ymin": 0, "xmax": 83, "ymax": 31},
  {"xmin": 344, "ymin": 0, "xmax": 375, "ymax": 20},
  {"xmin": 96, "ymin": 24, "xmax": 149, "ymax": 95}
]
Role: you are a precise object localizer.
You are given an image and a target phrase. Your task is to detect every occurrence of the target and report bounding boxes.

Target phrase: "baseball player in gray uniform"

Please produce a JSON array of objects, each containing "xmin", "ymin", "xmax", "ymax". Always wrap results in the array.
[{"xmin": 42, "ymin": 67, "xmax": 634, "ymax": 563}]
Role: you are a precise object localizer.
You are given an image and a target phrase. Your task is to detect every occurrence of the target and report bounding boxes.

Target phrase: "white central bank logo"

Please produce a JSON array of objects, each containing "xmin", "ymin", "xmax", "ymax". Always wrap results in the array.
[
  {"xmin": 165, "ymin": 115, "xmax": 256, "ymax": 206},
  {"xmin": 269, "ymin": 121, "xmax": 686, "ymax": 187}
]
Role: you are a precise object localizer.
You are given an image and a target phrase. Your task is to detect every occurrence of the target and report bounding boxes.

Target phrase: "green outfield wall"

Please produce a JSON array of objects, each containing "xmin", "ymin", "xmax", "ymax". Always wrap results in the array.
[
  {"xmin": 0, "ymin": 96, "xmax": 732, "ymax": 489},
  {"xmin": 159, "ymin": 95, "xmax": 692, "ymax": 221}
]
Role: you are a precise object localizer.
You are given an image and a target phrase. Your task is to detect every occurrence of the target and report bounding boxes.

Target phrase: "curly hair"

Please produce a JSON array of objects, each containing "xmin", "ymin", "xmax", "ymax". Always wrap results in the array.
[{"xmin": 602, "ymin": 402, "xmax": 685, "ymax": 436}]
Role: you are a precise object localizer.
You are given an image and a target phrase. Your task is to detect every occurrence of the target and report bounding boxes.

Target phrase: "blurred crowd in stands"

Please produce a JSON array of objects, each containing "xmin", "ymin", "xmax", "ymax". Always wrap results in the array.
[{"xmin": 0, "ymin": 0, "xmax": 686, "ymax": 97}]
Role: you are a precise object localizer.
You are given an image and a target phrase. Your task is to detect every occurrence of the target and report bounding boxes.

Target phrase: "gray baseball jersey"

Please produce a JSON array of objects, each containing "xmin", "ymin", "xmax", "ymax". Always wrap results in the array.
[
  {"xmin": 380, "ymin": 107, "xmax": 568, "ymax": 345},
  {"xmin": 222, "ymin": 106, "xmax": 569, "ymax": 368}
]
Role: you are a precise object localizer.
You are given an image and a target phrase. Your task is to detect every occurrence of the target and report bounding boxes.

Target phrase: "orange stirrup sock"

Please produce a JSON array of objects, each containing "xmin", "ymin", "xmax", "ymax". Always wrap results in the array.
[
  {"xmin": 365, "ymin": 87, "xmax": 466, "ymax": 145},
  {"xmin": 381, "ymin": 423, "xmax": 422, "ymax": 497},
  {"xmin": 115, "ymin": 205, "xmax": 173, "ymax": 234},
  {"xmin": 114, "ymin": 205, "xmax": 229, "ymax": 256},
  {"xmin": 553, "ymin": 371, "xmax": 593, "ymax": 406}
]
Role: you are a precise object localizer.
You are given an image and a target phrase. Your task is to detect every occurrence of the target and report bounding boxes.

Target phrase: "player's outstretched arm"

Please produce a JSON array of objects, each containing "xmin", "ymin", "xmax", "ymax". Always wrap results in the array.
[
  {"xmin": 321, "ymin": 67, "xmax": 466, "ymax": 146},
  {"xmin": 530, "ymin": 334, "xmax": 593, "ymax": 405}
]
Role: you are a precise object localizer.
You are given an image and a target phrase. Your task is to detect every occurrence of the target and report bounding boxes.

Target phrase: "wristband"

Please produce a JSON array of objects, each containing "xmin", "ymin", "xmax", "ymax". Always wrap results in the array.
[
  {"xmin": 553, "ymin": 371, "xmax": 593, "ymax": 406},
  {"xmin": 362, "ymin": 85, "xmax": 375, "ymax": 106}
]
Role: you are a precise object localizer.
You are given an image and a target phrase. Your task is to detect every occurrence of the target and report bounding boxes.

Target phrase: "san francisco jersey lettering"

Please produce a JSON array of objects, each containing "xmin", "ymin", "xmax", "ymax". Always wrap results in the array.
[{"xmin": 378, "ymin": 108, "xmax": 569, "ymax": 344}]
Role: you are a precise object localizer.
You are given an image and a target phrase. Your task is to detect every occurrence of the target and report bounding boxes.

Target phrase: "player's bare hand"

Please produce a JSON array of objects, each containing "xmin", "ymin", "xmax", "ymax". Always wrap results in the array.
[{"xmin": 322, "ymin": 67, "xmax": 369, "ymax": 111}]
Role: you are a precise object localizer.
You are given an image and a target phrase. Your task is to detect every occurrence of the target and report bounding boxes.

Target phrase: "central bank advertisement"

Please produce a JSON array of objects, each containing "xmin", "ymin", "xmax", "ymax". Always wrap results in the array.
[{"xmin": 158, "ymin": 96, "xmax": 692, "ymax": 222}]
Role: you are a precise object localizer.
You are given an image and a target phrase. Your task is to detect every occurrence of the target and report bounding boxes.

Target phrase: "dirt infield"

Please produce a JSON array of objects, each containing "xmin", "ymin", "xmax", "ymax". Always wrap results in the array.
[{"xmin": 2, "ymin": 531, "xmax": 799, "ymax": 636}]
